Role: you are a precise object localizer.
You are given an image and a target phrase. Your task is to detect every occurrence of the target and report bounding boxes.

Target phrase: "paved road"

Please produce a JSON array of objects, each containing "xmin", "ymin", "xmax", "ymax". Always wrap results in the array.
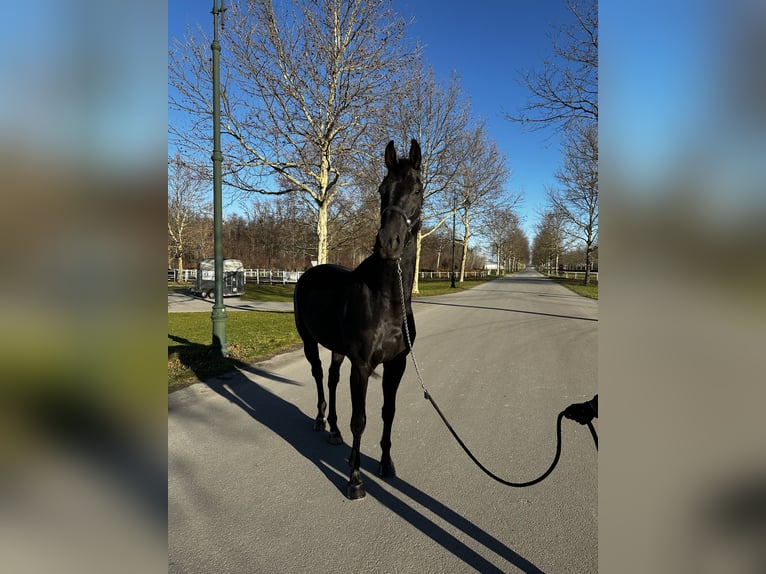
[
  {"xmin": 168, "ymin": 268, "xmax": 597, "ymax": 573},
  {"xmin": 168, "ymin": 290, "xmax": 293, "ymax": 313}
]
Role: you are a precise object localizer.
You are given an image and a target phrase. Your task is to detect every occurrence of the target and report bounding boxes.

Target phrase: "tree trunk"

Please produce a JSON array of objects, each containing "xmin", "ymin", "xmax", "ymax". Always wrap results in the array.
[
  {"xmin": 459, "ymin": 223, "xmax": 469, "ymax": 283},
  {"xmin": 315, "ymin": 149, "xmax": 336, "ymax": 265},
  {"xmin": 412, "ymin": 231, "xmax": 422, "ymax": 294},
  {"xmin": 316, "ymin": 200, "xmax": 330, "ymax": 265}
]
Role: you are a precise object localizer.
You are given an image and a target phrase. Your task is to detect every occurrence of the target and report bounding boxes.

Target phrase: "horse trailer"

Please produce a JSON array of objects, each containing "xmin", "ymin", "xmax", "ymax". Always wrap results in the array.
[{"xmin": 192, "ymin": 258, "xmax": 245, "ymax": 298}]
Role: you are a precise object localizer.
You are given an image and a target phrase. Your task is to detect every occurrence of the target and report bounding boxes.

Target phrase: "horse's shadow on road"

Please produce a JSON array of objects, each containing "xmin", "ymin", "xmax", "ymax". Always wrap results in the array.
[{"xmin": 201, "ymin": 367, "xmax": 545, "ymax": 574}]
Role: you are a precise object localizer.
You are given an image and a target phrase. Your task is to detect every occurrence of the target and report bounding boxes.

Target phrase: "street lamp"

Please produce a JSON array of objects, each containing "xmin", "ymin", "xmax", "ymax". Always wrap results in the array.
[
  {"xmin": 450, "ymin": 193, "xmax": 456, "ymax": 288},
  {"xmin": 210, "ymin": 0, "xmax": 229, "ymax": 356}
]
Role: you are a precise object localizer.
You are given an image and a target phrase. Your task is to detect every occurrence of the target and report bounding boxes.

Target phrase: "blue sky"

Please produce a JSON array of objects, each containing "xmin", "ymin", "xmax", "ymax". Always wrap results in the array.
[
  {"xmin": 394, "ymin": 1, "xmax": 573, "ymax": 240},
  {"xmin": 169, "ymin": 0, "xmax": 576, "ymax": 242}
]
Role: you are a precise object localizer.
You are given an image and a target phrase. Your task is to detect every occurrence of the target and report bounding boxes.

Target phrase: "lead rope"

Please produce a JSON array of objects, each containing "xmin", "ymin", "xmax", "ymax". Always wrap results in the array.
[{"xmin": 396, "ymin": 261, "xmax": 597, "ymax": 487}]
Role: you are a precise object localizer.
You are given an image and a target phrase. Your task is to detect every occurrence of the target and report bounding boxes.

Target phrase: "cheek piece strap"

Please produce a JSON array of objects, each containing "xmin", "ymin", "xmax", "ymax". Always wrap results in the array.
[{"xmin": 382, "ymin": 205, "xmax": 418, "ymax": 232}]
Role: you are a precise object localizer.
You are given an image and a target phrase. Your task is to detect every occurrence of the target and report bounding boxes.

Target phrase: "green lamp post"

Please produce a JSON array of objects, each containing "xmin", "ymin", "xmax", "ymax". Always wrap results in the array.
[
  {"xmin": 210, "ymin": 0, "xmax": 229, "ymax": 356},
  {"xmin": 450, "ymin": 193, "xmax": 456, "ymax": 289}
]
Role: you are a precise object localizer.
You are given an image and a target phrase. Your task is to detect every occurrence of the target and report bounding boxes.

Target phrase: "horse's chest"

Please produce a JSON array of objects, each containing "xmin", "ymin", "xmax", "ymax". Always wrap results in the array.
[
  {"xmin": 345, "ymin": 311, "xmax": 405, "ymax": 365},
  {"xmin": 369, "ymin": 323, "xmax": 405, "ymax": 365}
]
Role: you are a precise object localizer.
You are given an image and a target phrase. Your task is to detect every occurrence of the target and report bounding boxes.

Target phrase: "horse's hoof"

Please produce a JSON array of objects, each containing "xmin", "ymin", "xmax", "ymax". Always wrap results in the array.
[
  {"xmin": 378, "ymin": 461, "xmax": 396, "ymax": 478},
  {"xmin": 328, "ymin": 431, "xmax": 343, "ymax": 445},
  {"xmin": 313, "ymin": 419, "xmax": 326, "ymax": 431},
  {"xmin": 347, "ymin": 481, "xmax": 366, "ymax": 500}
]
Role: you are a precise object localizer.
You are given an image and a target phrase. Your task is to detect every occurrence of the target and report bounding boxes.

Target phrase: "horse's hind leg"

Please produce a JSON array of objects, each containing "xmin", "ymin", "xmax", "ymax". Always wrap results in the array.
[
  {"xmin": 326, "ymin": 352, "xmax": 344, "ymax": 445},
  {"xmin": 379, "ymin": 351, "xmax": 407, "ymax": 478},
  {"xmin": 302, "ymin": 340, "xmax": 326, "ymax": 431}
]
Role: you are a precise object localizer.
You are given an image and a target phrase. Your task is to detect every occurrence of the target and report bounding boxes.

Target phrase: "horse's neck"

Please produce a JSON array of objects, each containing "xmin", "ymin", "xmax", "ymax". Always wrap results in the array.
[
  {"xmin": 384, "ymin": 240, "xmax": 417, "ymax": 304},
  {"xmin": 362, "ymin": 239, "xmax": 417, "ymax": 303},
  {"xmin": 397, "ymin": 241, "xmax": 417, "ymax": 299}
]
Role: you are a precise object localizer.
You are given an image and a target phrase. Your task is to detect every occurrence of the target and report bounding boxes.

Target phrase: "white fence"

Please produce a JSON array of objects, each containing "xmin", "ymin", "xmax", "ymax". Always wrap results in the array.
[
  {"xmin": 245, "ymin": 269, "xmax": 304, "ymax": 284},
  {"xmin": 417, "ymin": 270, "xmax": 487, "ymax": 279},
  {"xmin": 170, "ymin": 268, "xmax": 489, "ymax": 283},
  {"xmin": 170, "ymin": 268, "xmax": 304, "ymax": 284},
  {"xmin": 548, "ymin": 271, "xmax": 599, "ymax": 281}
]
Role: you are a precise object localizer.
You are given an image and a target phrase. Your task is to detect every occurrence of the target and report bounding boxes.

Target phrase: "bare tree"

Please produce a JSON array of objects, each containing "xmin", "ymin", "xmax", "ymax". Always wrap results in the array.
[
  {"xmin": 532, "ymin": 209, "xmax": 567, "ymax": 272},
  {"xmin": 325, "ymin": 184, "xmax": 379, "ymax": 267},
  {"xmin": 421, "ymin": 227, "xmax": 453, "ymax": 272},
  {"xmin": 168, "ymin": 154, "xmax": 212, "ymax": 274},
  {"xmin": 483, "ymin": 207, "xmax": 526, "ymax": 274},
  {"xmin": 169, "ymin": 0, "xmax": 413, "ymax": 264},
  {"xmin": 505, "ymin": 225, "xmax": 530, "ymax": 272},
  {"xmin": 360, "ymin": 61, "xmax": 472, "ymax": 292},
  {"xmin": 508, "ymin": 0, "xmax": 597, "ymax": 132},
  {"xmin": 547, "ymin": 122, "xmax": 598, "ymax": 283},
  {"xmin": 239, "ymin": 194, "xmax": 316, "ymax": 268},
  {"xmin": 454, "ymin": 122, "xmax": 511, "ymax": 282},
  {"xmin": 392, "ymin": 67, "xmax": 472, "ymax": 293}
]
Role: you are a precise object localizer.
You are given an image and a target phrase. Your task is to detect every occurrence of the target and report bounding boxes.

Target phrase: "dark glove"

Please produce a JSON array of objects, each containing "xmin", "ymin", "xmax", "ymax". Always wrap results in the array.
[{"xmin": 563, "ymin": 395, "xmax": 598, "ymax": 425}]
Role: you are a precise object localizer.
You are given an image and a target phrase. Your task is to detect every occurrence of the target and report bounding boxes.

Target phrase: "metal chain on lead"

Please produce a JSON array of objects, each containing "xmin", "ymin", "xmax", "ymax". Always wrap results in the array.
[{"xmin": 396, "ymin": 260, "xmax": 428, "ymax": 398}]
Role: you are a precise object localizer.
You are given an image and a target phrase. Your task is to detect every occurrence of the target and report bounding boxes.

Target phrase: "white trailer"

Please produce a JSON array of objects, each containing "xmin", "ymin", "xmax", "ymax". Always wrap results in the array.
[{"xmin": 192, "ymin": 259, "xmax": 245, "ymax": 298}]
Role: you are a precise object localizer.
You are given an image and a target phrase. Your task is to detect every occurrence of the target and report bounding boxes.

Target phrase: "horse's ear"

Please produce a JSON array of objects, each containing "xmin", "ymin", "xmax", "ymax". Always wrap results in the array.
[
  {"xmin": 385, "ymin": 140, "xmax": 397, "ymax": 170},
  {"xmin": 409, "ymin": 139, "xmax": 421, "ymax": 170}
]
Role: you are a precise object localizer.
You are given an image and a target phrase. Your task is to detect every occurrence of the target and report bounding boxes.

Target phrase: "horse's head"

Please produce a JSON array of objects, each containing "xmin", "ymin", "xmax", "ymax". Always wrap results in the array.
[{"xmin": 375, "ymin": 139, "xmax": 423, "ymax": 261}]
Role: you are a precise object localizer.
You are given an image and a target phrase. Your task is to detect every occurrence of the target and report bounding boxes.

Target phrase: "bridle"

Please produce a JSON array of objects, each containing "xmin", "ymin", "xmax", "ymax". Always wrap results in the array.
[{"xmin": 382, "ymin": 204, "xmax": 420, "ymax": 235}]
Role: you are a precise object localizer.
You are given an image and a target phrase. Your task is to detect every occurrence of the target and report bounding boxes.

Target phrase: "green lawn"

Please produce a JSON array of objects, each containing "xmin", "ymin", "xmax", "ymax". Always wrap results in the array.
[
  {"xmin": 240, "ymin": 283, "xmax": 295, "ymax": 302},
  {"xmin": 169, "ymin": 281, "xmax": 296, "ymax": 302},
  {"xmin": 546, "ymin": 275, "xmax": 599, "ymax": 299}
]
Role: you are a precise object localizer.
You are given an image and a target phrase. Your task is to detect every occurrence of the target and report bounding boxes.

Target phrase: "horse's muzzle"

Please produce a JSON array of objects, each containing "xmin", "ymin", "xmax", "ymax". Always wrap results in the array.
[
  {"xmin": 376, "ymin": 231, "xmax": 404, "ymax": 260},
  {"xmin": 377, "ymin": 205, "xmax": 415, "ymax": 260}
]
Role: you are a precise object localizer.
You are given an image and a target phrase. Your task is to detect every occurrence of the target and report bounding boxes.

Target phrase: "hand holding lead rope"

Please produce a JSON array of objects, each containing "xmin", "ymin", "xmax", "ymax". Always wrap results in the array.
[
  {"xmin": 563, "ymin": 395, "xmax": 598, "ymax": 449},
  {"xmin": 563, "ymin": 395, "xmax": 598, "ymax": 425}
]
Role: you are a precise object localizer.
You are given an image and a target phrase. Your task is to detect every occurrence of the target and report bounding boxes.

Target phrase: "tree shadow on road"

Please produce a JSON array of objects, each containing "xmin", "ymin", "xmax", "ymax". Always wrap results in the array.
[
  {"xmin": 192, "ymin": 368, "xmax": 545, "ymax": 574},
  {"xmin": 413, "ymin": 299, "xmax": 598, "ymax": 322}
]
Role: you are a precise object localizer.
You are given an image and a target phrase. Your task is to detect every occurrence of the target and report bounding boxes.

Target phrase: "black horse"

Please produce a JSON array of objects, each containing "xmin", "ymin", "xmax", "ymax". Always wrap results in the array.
[{"xmin": 293, "ymin": 139, "xmax": 423, "ymax": 500}]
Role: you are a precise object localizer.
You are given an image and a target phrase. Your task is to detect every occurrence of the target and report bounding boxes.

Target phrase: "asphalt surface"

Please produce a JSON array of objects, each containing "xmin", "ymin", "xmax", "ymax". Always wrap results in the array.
[
  {"xmin": 168, "ymin": 268, "xmax": 597, "ymax": 573},
  {"xmin": 168, "ymin": 290, "xmax": 293, "ymax": 313}
]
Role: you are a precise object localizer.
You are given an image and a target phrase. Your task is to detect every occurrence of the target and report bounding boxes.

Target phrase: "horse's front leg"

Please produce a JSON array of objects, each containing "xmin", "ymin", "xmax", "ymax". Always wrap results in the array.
[
  {"xmin": 327, "ymin": 352, "xmax": 344, "ymax": 445},
  {"xmin": 347, "ymin": 363, "xmax": 370, "ymax": 500},
  {"xmin": 379, "ymin": 351, "xmax": 407, "ymax": 478}
]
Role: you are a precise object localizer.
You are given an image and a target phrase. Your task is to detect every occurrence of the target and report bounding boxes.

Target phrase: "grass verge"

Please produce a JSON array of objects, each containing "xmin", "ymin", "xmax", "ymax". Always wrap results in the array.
[
  {"xmin": 168, "ymin": 282, "xmax": 295, "ymax": 301},
  {"xmin": 168, "ymin": 311, "xmax": 301, "ymax": 391},
  {"xmin": 240, "ymin": 283, "xmax": 295, "ymax": 302},
  {"xmin": 546, "ymin": 275, "xmax": 599, "ymax": 299}
]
